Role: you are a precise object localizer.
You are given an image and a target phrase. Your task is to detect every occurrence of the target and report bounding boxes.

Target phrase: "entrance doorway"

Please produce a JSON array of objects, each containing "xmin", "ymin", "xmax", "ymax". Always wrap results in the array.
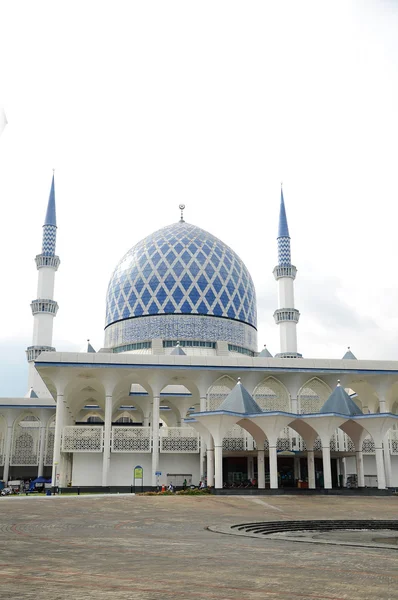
[
  {"xmin": 223, "ymin": 457, "xmax": 248, "ymax": 485},
  {"xmin": 277, "ymin": 457, "xmax": 295, "ymax": 487}
]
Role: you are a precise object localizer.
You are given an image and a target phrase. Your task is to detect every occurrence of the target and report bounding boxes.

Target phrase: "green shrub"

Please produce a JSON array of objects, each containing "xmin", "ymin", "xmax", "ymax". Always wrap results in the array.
[{"xmin": 138, "ymin": 488, "xmax": 211, "ymax": 496}]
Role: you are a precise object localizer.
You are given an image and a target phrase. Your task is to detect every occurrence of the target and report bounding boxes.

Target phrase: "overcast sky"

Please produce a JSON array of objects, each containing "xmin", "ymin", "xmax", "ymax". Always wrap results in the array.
[{"xmin": 0, "ymin": 1, "xmax": 398, "ymax": 396}]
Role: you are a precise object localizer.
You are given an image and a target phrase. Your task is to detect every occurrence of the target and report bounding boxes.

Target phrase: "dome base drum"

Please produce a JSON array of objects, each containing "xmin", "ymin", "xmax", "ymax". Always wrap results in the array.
[{"xmin": 104, "ymin": 313, "xmax": 258, "ymax": 353}]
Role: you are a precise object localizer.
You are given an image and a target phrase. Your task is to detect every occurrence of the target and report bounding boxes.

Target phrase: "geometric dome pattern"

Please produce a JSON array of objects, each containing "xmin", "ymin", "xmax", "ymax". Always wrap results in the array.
[{"xmin": 105, "ymin": 221, "xmax": 257, "ymax": 330}]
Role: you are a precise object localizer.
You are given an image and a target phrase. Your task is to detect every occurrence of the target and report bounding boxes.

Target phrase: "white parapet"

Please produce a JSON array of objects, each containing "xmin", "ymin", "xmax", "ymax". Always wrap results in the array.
[
  {"xmin": 111, "ymin": 426, "xmax": 151, "ymax": 452},
  {"xmin": 160, "ymin": 427, "xmax": 200, "ymax": 453},
  {"xmin": 62, "ymin": 426, "xmax": 104, "ymax": 452}
]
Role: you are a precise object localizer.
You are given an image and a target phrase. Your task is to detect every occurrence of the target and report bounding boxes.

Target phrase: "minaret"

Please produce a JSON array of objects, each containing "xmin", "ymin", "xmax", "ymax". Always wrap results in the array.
[
  {"xmin": 273, "ymin": 186, "xmax": 301, "ymax": 358},
  {"xmin": 26, "ymin": 174, "xmax": 60, "ymax": 396}
]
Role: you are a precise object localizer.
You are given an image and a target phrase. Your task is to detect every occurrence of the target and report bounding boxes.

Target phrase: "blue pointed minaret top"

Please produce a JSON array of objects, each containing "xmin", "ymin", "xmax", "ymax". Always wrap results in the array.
[
  {"xmin": 278, "ymin": 187, "xmax": 289, "ymax": 238},
  {"xmin": 44, "ymin": 174, "xmax": 57, "ymax": 227}
]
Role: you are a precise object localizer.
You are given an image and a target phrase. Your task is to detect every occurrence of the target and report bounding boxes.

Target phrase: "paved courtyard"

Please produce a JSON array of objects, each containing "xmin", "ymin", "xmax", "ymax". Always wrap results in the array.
[{"xmin": 0, "ymin": 493, "xmax": 397, "ymax": 599}]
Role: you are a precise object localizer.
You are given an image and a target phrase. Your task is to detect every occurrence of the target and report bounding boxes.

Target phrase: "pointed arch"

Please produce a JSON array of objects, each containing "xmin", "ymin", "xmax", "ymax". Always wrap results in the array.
[
  {"xmin": 206, "ymin": 375, "xmax": 236, "ymax": 411},
  {"xmin": 298, "ymin": 378, "xmax": 332, "ymax": 414},
  {"xmin": 76, "ymin": 410, "xmax": 104, "ymax": 423},
  {"xmin": 10, "ymin": 413, "xmax": 41, "ymax": 466},
  {"xmin": 253, "ymin": 377, "xmax": 290, "ymax": 412},
  {"xmin": 0, "ymin": 414, "xmax": 6, "ymax": 466}
]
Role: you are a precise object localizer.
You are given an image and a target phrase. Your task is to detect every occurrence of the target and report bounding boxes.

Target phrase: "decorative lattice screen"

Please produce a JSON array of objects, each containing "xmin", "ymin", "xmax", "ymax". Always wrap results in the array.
[
  {"xmin": 0, "ymin": 420, "xmax": 5, "ymax": 466},
  {"xmin": 160, "ymin": 427, "xmax": 199, "ymax": 453},
  {"xmin": 362, "ymin": 436, "xmax": 375, "ymax": 454},
  {"xmin": 112, "ymin": 427, "xmax": 151, "ymax": 452},
  {"xmin": 390, "ymin": 430, "xmax": 398, "ymax": 455},
  {"xmin": 223, "ymin": 425, "xmax": 245, "ymax": 451},
  {"xmin": 344, "ymin": 434, "xmax": 355, "ymax": 452},
  {"xmin": 0, "ymin": 435, "xmax": 4, "ymax": 466},
  {"xmin": 10, "ymin": 416, "xmax": 41, "ymax": 466},
  {"xmin": 62, "ymin": 426, "xmax": 103, "ymax": 452},
  {"xmin": 254, "ymin": 379, "xmax": 290, "ymax": 412},
  {"xmin": 277, "ymin": 427, "xmax": 291, "ymax": 451},
  {"xmin": 207, "ymin": 381, "xmax": 233, "ymax": 411},
  {"xmin": 313, "ymin": 433, "xmax": 339, "ymax": 451},
  {"xmin": 44, "ymin": 420, "xmax": 55, "ymax": 466},
  {"xmin": 298, "ymin": 379, "xmax": 330, "ymax": 414}
]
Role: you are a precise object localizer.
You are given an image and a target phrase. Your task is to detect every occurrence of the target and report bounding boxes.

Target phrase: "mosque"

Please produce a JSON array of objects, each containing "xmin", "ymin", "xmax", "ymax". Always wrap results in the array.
[{"xmin": 1, "ymin": 176, "xmax": 398, "ymax": 492}]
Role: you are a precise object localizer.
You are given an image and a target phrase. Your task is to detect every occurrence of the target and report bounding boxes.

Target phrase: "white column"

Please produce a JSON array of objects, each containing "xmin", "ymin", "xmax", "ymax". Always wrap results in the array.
[
  {"xmin": 102, "ymin": 395, "xmax": 113, "ymax": 487},
  {"xmin": 355, "ymin": 451, "xmax": 365, "ymax": 488},
  {"xmin": 322, "ymin": 445, "xmax": 332, "ymax": 489},
  {"xmin": 207, "ymin": 436, "xmax": 214, "ymax": 487},
  {"xmin": 143, "ymin": 414, "xmax": 149, "ymax": 427},
  {"xmin": 375, "ymin": 446, "xmax": 386, "ymax": 489},
  {"xmin": 199, "ymin": 396, "xmax": 206, "ymax": 481},
  {"xmin": 151, "ymin": 396, "xmax": 160, "ymax": 487},
  {"xmin": 269, "ymin": 445, "xmax": 278, "ymax": 489},
  {"xmin": 379, "ymin": 398, "xmax": 387, "ymax": 413},
  {"xmin": 214, "ymin": 443, "xmax": 223, "ymax": 489},
  {"xmin": 383, "ymin": 433, "xmax": 392, "ymax": 488},
  {"xmin": 257, "ymin": 449, "xmax": 265, "ymax": 489},
  {"xmin": 307, "ymin": 449, "xmax": 315, "ymax": 489},
  {"xmin": 3, "ymin": 425, "xmax": 13, "ymax": 483},
  {"xmin": 37, "ymin": 422, "xmax": 47, "ymax": 478},
  {"xmin": 291, "ymin": 397, "xmax": 298, "ymax": 414},
  {"xmin": 51, "ymin": 393, "xmax": 65, "ymax": 489}
]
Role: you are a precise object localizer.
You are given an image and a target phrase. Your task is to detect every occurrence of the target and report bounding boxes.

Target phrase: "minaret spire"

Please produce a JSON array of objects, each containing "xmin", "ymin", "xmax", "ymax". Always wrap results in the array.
[
  {"xmin": 273, "ymin": 186, "xmax": 301, "ymax": 358},
  {"xmin": 277, "ymin": 186, "xmax": 291, "ymax": 264},
  {"xmin": 26, "ymin": 174, "xmax": 60, "ymax": 397}
]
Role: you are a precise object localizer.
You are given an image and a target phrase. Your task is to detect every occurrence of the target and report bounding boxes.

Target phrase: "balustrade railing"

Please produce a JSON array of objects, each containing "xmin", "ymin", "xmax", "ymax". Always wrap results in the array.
[
  {"xmin": 160, "ymin": 427, "xmax": 199, "ymax": 453},
  {"xmin": 62, "ymin": 426, "xmax": 103, "ymax": 452},
  {"xmin": 52, "ymin": 425, "xmax": 398, "ymax": 456},
  {"xmin": 112, "ymin": 427, "xmax": 151, "ymax": 452}
]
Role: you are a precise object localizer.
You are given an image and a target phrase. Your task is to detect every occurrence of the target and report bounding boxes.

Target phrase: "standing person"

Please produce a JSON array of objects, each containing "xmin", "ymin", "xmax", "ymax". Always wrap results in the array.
[{"xmin": 183, "ymin": 479, "xmax": 187, "ymax": 490}]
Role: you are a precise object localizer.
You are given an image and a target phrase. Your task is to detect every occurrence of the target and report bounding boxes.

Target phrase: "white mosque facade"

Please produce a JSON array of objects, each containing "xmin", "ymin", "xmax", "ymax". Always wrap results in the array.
[{"xmin": 1, "ymin": 178, "xmax": 398, "ymax": 492}]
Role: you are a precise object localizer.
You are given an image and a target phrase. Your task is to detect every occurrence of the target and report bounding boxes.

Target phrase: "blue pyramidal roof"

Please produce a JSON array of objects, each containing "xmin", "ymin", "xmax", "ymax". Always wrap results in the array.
[
  {"xmin": 218, "ymin": 380, "xmax": 262, "ymax": 414},
  {"xmin": 278, "ymin": 188, "xmax": 289, "ymax": 238},
  {"xmin": 44, "ymin": 175, "xmax": 57, "ymax": 226},
  {"xmin": 342, "ymin": 347, "xmax": 357, "ymax": 360},
  {"xmin": 320, "ymin": 383, "xmax": 362, "ymax": 416}
]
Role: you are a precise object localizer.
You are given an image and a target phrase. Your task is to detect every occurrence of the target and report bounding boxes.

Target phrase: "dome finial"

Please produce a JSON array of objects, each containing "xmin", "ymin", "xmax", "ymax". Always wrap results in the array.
[{"xmin": 179, "ymin": 204, "xmax": 185, "ymax": 222}]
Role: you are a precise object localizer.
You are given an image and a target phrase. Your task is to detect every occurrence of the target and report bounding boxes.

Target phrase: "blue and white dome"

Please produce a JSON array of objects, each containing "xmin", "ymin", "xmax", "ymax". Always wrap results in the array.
[{"xmin": 104, "ymin": 220, "xmax": 257, "ymax": 352}]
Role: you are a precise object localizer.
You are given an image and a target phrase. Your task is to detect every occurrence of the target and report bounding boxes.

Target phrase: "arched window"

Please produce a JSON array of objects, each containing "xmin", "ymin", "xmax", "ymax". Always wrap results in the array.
[
  {"xmin": 0, "ymin": 415, "xmax": 6, "ymax": 466},
  {"xmin": 253, "ymin": 378, "xmax": 290, "ymax": 412},
  {"xmin": 11, "ymin": 415, "xmax": 41, "ymax": 466},
  {"xmin": 298, "ymin": 379, "xmax": 331, "ymax": 414},
  {"xmin": 87, "ymin": 416, "xmax": 104, "ymax": 423},
  {"xmin": 207, "ymin": 376, "xmax": 235, "ymax": 411},
  {"xmin": 115, "ymin": 416, "xmax": 134, "ymax": 424}
]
